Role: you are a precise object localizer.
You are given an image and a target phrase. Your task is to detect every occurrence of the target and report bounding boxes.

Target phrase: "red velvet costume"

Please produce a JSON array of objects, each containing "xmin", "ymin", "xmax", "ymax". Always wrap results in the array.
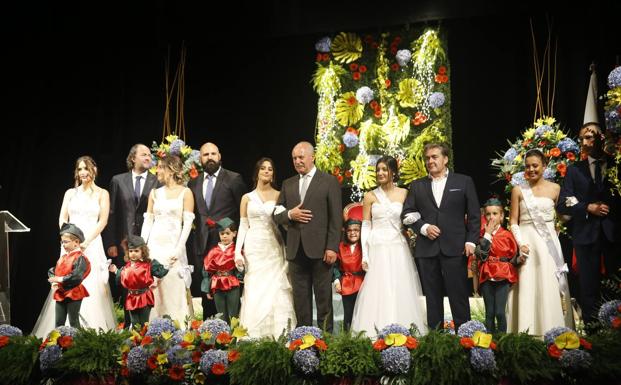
[
  {"xmin": 477, "ymin": 227, "xmax": 518, "ymax": 284},
  {"xmin": 336, "ymin": 242, "xmax": 364, "ymax": 295},
  {"xmin": 203, "ymin": 243, "xmax": 240, "ymax": 293},
  {"xmin": 52, "ymin": 250, "xmax": 91, "ymax": 302},
  {"xmin": 120, "ymin": 261, "xmax": 155, "ymax": 311}
]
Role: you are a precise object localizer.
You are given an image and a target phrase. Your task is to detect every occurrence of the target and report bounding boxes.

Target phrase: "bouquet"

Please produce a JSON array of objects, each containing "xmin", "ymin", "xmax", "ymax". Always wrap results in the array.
[
  {"xmin": 598, "ymin": 300, "xmax": 621, "ymax": 329},
  {"xmin": 151, "ymin": 134, "xmax": 203, "ymax": 181},
  {"xmin": 39, "ymin": 326, "xmax": 77, "ymax": 372},
  {"xmin": 372, "ymin": 323, "xmax": 418, "ymax": 375},
  {"xmin": 544, "ymin": 326, "xmax": 592, "ymax": 372},
  {"xmin": 457, "ymin": 320, "xmax": 497, "ymax": 372},
  {"xmin": 287, "ymin": 326, "xmax": 327, "ymax": 375}
]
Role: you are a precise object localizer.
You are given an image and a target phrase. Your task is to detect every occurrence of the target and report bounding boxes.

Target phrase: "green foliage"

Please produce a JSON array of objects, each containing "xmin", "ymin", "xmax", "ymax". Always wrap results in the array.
[
  {"xmin": 114, "ymin": 302, "xmax": 125, "ymax": 324},
  {"xmin": 56, "ymin": 328, "xmax": 129, "ymax": 376},
  {"xmin": 228, "ymin": 337, "xmax": 293, "ymax": 385},
  {"xmin": 319, "ymin": 330, "xmax": 380, "ymax": 380},
  {"xmin": 495, "ymin": 332, "xmax": 559, "ymax": 384},
  {"xmin": 0, "ymin": 335, "xmax": 41, "ymax": 385},
  {"xmin": 588, "ymin": 329, "xmax": 621, "ymax": 382}
]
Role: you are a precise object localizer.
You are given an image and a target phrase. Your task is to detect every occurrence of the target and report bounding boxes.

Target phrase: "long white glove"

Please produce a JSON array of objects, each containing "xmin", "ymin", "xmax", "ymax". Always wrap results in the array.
[
  {"xmin": 141, "ymin": 213, "xmax": 155, "ymax": 243},
  {"xmin": 509, "ymin": 224, "xmax": 523, "ymax": 247},
  {"xmin": 234, "ymin": 217, "xmax": 249, "ymax": 272},
  {"xmin": 174, "ymin": 211, "xmax": 195, "ymax": 263},
  {"xmin": 361, "ymin": 220, "xmax": 371, "ymax": 271}
]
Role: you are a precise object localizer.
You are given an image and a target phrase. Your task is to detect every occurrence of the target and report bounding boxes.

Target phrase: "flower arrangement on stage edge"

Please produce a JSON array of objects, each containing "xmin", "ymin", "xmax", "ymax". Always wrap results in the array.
[
  {"xmin": 150, "ymin": 134, "xmax": 202, "ymax": 182},
  {"xmin": 598, "ymin": 300, "xmax": 621, "ymax": 330},
  {"xmin": 457, "ymin": 320, "xmax": 497, "ymax": 373},
  {"xmin": 39, "ymin": 325, "xmax": 77, "ymax": 373},
  {"xmin": 287, "ymin": 326, "xmax": 327, "ymax": 376},
  {"xmin": 604, "ymin": 66, "xmax": 621, "ymax": 196},
  {"xmin": 318, "ymin": 329, "xmax": 380, "ymax": 381},
  {"xmin": 543, "ymin": 326, "xmax": 592, "ymax": 373},
  {"xmin": 0, "ymin": 325, "xmax": 40, "ymax": 385}
]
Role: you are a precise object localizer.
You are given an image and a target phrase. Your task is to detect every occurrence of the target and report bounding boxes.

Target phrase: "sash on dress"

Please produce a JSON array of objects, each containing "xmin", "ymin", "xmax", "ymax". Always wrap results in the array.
[
  {"xmin": 373, "ymin": 187, "xmax": 405, "ymax": 235},
  {"xmin": 249, "ymin": 190, "xmax": 288, "ymax": 261},
  {"xmin": 519, "ymin": 184, "xmax": 570, "ymax": 302}
]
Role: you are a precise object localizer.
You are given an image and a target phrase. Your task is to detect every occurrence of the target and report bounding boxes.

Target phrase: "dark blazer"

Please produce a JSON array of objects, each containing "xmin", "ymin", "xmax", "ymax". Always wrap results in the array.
[
  {"xmin": 402, "ymin": 172, "xmax": 480, "ymax": 257},
  {"xmin": 273, "ymin": 169, "xmax": 342, "ymax": 260},
  {"xmin": 557, "ymin": 158, "xmax": 619, "ymax": 245},
  {"xmin": 188, "ymin": 168, "xmax": 246, "ymax": 257},
  {"xmin": 105, "ymin": 171, "xmax": 158, "ymax": 249}
]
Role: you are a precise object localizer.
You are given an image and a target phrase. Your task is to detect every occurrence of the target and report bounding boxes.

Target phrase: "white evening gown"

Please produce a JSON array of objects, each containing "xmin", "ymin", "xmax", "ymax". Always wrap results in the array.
[
  {"xmin": 32, "ymin": 188, "xmax": 117, "ymax": 337},
  {"xmin": 146, "ymin": 187, "xmax": 193, "ymax": 325},
  {"xmin": 351, "ymin": 187, "xmax": 427, "ymax": 337},
  {"xmin": 507, "ymin": 198, "xmax": 573, "ymax": 336},
  {"xmin": 238, "ymin": 191, "xmax": 296, "ymax": 338}
]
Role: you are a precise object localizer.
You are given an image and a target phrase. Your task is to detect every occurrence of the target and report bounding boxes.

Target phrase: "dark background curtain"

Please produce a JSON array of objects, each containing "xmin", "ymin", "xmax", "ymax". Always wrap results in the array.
[{"xmin": 2, "ymin": 0, "xmax": 619, "ymax": 331}]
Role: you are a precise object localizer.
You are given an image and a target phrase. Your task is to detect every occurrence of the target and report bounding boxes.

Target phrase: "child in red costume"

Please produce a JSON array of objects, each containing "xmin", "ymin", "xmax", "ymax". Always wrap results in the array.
[
  {"xmin": 473, "ymin": 198, "xmax": 519, "ymax": 333},
  {"xmin": 48, "ymin": 223, "xmax": 91, "ymax": 328},
  {"xmin": 202, "ymin": 217, "xmax": 242, "ymax": 323},
  {"xmin": 109, "ymin": 235, "xmax": 168, "ymax": 327}
]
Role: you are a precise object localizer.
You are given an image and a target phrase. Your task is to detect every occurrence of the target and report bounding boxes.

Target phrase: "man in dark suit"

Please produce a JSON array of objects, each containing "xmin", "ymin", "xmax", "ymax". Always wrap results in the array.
[
  {"xmin": 188, "ymin": 142, "xmax": 246, "ymax": 319},
  {"xmin": 273, "ymin": 141, "xmax": 342, "ymax": 332},
  {"xmin": 557, "ymin": 122, "xmax": 620, "ymax": 327},
  {"xmin": 105, "ymin": 143, "xmax": 159, "ymax": 325},
  {"xmin": 402, "ymin": 142, "xmax": 480, "ymax": 331}
]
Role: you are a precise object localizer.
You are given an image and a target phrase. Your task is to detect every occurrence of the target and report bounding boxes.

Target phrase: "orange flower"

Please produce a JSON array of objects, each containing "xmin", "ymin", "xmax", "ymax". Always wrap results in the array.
[
  {"xmin": 523, "ymin": 139, "xmax": 532, "ymax": 147},
  {"xmin": 316, "ymin": 53, "xmax": 323, "ymax": 62},
  {"xmin": 189, "ymin": 165, "xmax": 199, "ymax": 179},
  {"xmin": 141, "ymin": 336, "xmax": 153, "ymax": 346},
  {"xmin": 556, "ymin": 162, "xmax": 567, "ymax": 177},
  {"xmin": 490, "ymin": 341, "xmax": 497, "ymax": 350},
  {"xmin": 147, "ymin": 355, "xmax": 158, "ymax": 370},
  {"xmin": 289, "ymin": 339, "xmax": 303, "ymax": 351},
  {"xmin": 612, "ymin": 317, "xmax": 621, "ymax": 329},
  {"xmin": 353, "ymin": 72, "xmax": 361, "ymax": 81},
  {"xmin": 191, "ymin": 320, "xmax": 202, "ymax": 330},
  {"xmin": 549, "ymin": 148, "xmax": 561, "ymax": 157},
  {"xmin": 180, "ymin": 341, "xmax": 191, "ymax": 348},
  {"xmin": 339, "ymin": 144, "xmax": 346, "ymax": 153},
  {"xmin": 337, "ymin": 175, "xmax": 344, "ymax": 184},
  {"xmin": 347, "ymin": 96, "xmax": 357, "ymax": 105},
  {"xmin": 169, "ymin": 365, "xmax": 185, "ymax": 381},
  {"xmin": 373, "ymin": 339, "xmax": 387, "ymax": 351},
  {"xmin": 370, "ymin": 100, "xmax": 379, "ymax": 109},
  {"xmin": 565, "ymin": 152, "xmax": 576, "ymax": 161},
  {"xmin": 212, "ymin": 362, "xmax": 226, "ymax": 375},
  {"xmin": 322, "ymin": 53, "xmax": 330, "ymax": 61},
  {"xmin": 314, "ymin": 339, "xmax": 328, "ymax": 351},
  {"xmin": 0, "ymin": 336, "xmax": 9, "ymax": 347},
  {"xmin": 460, "ymin": 337, "xmax": 474, "ymax": 349},
  {"xmin": 438, "ymin": 66, "xmax": 447, "ymax": 74},
  {"xmin": 349, "ymin": 63, "xmax": 359, "ymax": 71},
  {"xmin": 216, "ymin": 332, "xmax": 233, "ymax": 345},
  {"xmin": 58, "ymin": 335, "xmax": 73, "ymax": 349},
  {"xmin": 359, "ymin": 65, "xmax": 367, "ymax": 73},
  {"xmin": 405, "ymin": 336, "xmax": 418, "ymax": 349},
  {"xmin": 547, "ymin": 344, "xmax": 562, "ymax": 359},
  {"xmin": 385, "ymin": 79, "xmax": 392, "ymax": 88},
  {"xmin": 116, "ymin": 322, "xmax": 125, "ymax": 330},
  {"xmin": 374, "ymin": 109, "xmax": 382, "ymax": 118},
  {"xmin": 579, "ymin": 338, "xmax": 592, "ymax": 350},
  {"xmin": 228, "ymin": 349, "xmax": 240, "ymax": 362},
  {"xmin": 332, "ymin": 167, "xmax": 341, "ymax": 176},
  {"xmin": 344, "ymin": 170, "xmax": 352, "ymax": 178}
]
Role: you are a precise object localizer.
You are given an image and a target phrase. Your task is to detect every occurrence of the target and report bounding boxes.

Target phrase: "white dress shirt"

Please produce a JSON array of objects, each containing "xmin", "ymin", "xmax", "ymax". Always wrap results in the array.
[
  {"xmin": 420, "ymin": 169, "xmax": 449, "ymax": 237},
  {"xmin": 299, "ymin": 166, "xmax": 317, "ymax": 196},
  {"xmin": 203, "ymin": 167, "xmax": 221, "ymax": 198},
  {"xmin": 131, "ymin": 170, "xmax": 149, "ymax": 197}
]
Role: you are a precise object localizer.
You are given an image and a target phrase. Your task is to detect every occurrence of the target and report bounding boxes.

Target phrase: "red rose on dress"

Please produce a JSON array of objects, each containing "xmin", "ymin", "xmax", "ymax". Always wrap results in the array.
[
  {"xmin": 547, "ymin": 344, "xmax": 562, "ymax": 359},
  {"xmin": 212, "ymin": 363, "xmax": 226, "ymax": 375},
  {"xmin": 169, "ymin": 365, "xmax": 185, "ymax": 381},
  {"xmin": 373, "ymin": 339, "xmax": 387, "ymax": 351}
]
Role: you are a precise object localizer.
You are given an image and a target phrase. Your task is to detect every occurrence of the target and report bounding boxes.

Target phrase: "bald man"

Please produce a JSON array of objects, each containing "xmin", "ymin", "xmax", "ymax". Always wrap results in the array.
[
  {"xmin": 273, "ymin": 141, "xmax": 342, "ymax": 332},
  {"xmin": 188, "ymin": 142, "xmax": 247, "ymax": 319}
]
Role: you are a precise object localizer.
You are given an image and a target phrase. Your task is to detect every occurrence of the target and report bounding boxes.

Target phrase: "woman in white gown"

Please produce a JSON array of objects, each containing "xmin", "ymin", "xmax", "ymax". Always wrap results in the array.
[
  {"xmin": 351, "ymin": 156, "xmax": 427, "ymax": 336},
  {"xmin": 507, "ymin": 149, "xmax": 573, "ymax": 335},
  {"xmin": 234, "ymin": 157, "xmax": 296, "ymax": 338},
  {"xmin": 33, "ymin": 156, "xmax": 117, "ymax": 337},
  {"xmin": 141, "ymin": 155, "xmax": 195, "ymax": 326}
]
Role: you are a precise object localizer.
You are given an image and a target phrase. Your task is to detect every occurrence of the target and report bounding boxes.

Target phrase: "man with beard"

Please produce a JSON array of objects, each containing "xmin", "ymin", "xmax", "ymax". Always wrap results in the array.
[{"xmin": 188, "ymin": 142, "xmax": 246, "ymax": 319}]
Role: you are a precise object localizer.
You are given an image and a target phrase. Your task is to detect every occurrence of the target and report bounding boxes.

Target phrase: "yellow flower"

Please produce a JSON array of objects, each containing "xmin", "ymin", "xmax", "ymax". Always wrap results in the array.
[
  {"xmin": 47, "ymin": 330, "xmax": 60, "ymax": 345},
  {"xmin": 299, "ymin": 334, "xmax": 316, "ymax": 350},
  {"xmin": 161, "ymin": 331, "xmax": 172, "ymax": 340},
  {"xmin": 183, "ymin": 332, "xmax": 195, "ymax": 344},
  {"xmin": 535, "ymin": 116, "xmax": 556, "ymax": 126},
  {"xmin": 523, "ymin": 128, "xmax": 535, "ymax": 140},
  {"xmin": 472, "ymin": 331, "xmax": 493, "ymax": 348},
  {"xmin": 331, "ymin": 32, "xmax": 362, "ymax": 64},
  {"xmin": 554, "ymin": 331, "xmax": 580, "ymax": 350},
  {"xmin": 336, "ymin": 92, "xmax": 364, "ymax": 126},
  {"xmin": 514, "ymin": 154, "xmax": 522, "ymax": 163},
  {"xmin": 384, "ymin": 333, "xmax": 407, "ymax": 347},
  {"xmin": 157, "ymin": 353, "xmax": 168, "ymax": 365},
  {"xmin": 201, "ymin": 331, "xmax": 212, "ymax": 340},
  {"xmin": 397, "ymin": 78, "xmax": 424, "ymax": 108}
]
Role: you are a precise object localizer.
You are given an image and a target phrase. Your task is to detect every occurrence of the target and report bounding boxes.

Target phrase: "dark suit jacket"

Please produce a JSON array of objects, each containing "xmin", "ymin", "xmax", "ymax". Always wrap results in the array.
[
  {"xmin": 105, "ymin": 171, "xmax": 158, "ymax": 249},
  {"xmin": 557, "ymin": 158, "xmax": 619, "ymax": 245},
  {"xmin": 273, "ymin": 169, "xmax": 342, "ymax": 260},
  {"xmin": 402, "ymin": 172, "xmax": 480, "ymax": 258},
  {"xmin": 188, "ymin": 168, "xmax": 246, "ymax": 257}
]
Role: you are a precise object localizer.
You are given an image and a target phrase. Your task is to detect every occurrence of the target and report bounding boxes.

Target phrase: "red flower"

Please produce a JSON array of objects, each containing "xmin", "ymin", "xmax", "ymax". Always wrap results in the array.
[
  {"xmin": 359, "ymin": 65, "xmax": 367, "ymax": 73},
  {"xmin": 405, "ymin": 336, "xmax": 418, "ymax": 349},
  {"xmin": 338, "ymin": 144, "xmax": 346, "ymax": 153},
  {"xmin": 349, "ymin": 63, "xmax": 359, "ymax": 71},
  {"xmin": 352, "ymin": 72, "xmax": 361, "ymax": 81},
  {"xmin": 169, "ymin": 365, "xmax": 185, "ymax": 381},
  {"xmin": 322, "ymin": 53, "xmax": 330, "ymax": 61},
  {"xmin": 314, "ymin": 339, "xmax": 328, "ymax": 351},
  {"xmin": 385, "ymin": 79, "xmax": 391, "ymax": 88},
  {"xmin": 612, "ymin": 317, "xmax": 621, "ymax": 329},
  {"xmin": 373, "ymin": 339, "xmax": 387, "ymax": 351},
  {"xmin": 140, "ymin": 324, "xmax": 148, "ymax": 336},
  {"xmin": 206, "ymin": 218, "xmax": 216, "ymax": 228},
  {"xmin": 39, "ymin": 338, "xmax": 49, "ymax": 351},
  {"xmin": 0, "ymin": 336, "xmax": 9, "ymax": 347},
  {"xmin": 370, "ymin": 100, "xmax": 378, "ymax": 109},
  {"xmin": 460, "ymin": 337, "xmax": 474, "ymax": 349},
  {"xmin": 505, "ymin": 173, "xmax": 512, "ymax": 181},
  {"xmin": 490, "ymin": 341, "xmax": 497, "ymax": 351},
  {"xmin": 147, "ymin": 355, "xmax": 158, "ymax": 370},
  {"xmin": 180, "ymin": 341, "xmax": 191, "ymax": 348},
  {"xmin": 212, "ymin": 362, "xmax": 226, "ymax": 375},
  {"xmin": 216, "ymin": 332, "xmax": 233, "ymax": 345},
  {"xmin": 390, "ymin": 46, "xmax": 398, "ymax": 55},
  {"xmin": 391, "ymin": 63, "xmax": 400, "ymax": 71},
  {"xmin": 344, "ymin": 170, "xmax": 352, "ymax": 178},
  {"xmin": 120, "ymin": 367, "xmax": 130, "ymax": 377},
  {"xmin": 565, "ymin": 152, "xmax": 576, "ymax": 161},
  {"xmin": 337, "ymin": 175, "xmax": 344, "ymax": 184},
  {"xmin": 58, "ymin": 335, "xmax": 73, "ymax": 349},
  {"xmin": 191, "ymin": 320, "xmax": 202, "ymax": 330},
  {"xmin": 192, "ymin": 350, "xmax": 202, "ymax": 363},
  {"xmin": 374, "ymin": 109, "xmax": 382, "ymax": 118},
  {"xmin": 549, "ymin": 147, "xmax": 561, "ymax": 157},
  {"xmin": 157, "ymin": 150, "xmax": 167, "ymax": 158},
  {"xmin": 316, "ymin": 53, "xmax": 323, "ymax": 62},
  {"xmin": 523, "ymin": 139, "xmax": 532, "ymax": 147},
  {"xmin": 347, "ymin": 96, "xmax": 357, "ymax": 105},
  {"xmin": 556, "ymin": 162, "xmax": 567, "ymax": 177},
  {"xmin": 189, "ymin": 165, "xmax": 199, "ymax": 179},
  {"xmin": 435, "ymin": 74, "xmax": 448, "ymax": 83},
  {"xmin": 228, "ymin": 349, "xmax": 240, "ymax": 362},
  {"xmin": 289, "ymin": 339, "xmax": 303, "ymax": 351},
  {"xmin": 141, "ymin": 336, "xmax": 153, "ymax": 346},
  {"xmin": 537, "ymin": 141, "xmax": 547, "ymax": 147},
  {"xmin": 438, "ymin": 66, "xmax": 447, "ymax": 74},
  {"xmin": 332, "ymin": 167, "xmax": 341, "ymax": 176},
  {"xmin": 547, "ymin": 344, "xmax": 562, "ymax": 359},
  {"xmin": 116, "ymin": 322, "xmax": 125, "ymax": 330},
  {"xmin": 579, "ymin": 338, "xmax": 592, "ymax": 350}
]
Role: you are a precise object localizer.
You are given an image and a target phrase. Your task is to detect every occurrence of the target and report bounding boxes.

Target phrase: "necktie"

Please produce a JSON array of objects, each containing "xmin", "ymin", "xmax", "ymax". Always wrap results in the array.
[
  {"xmin": 594, "ymin": 159, "xmax": 602, "ymax": 188},
  {"xmin": 205, "ymin": 175, "xmax": 214, "ymax": 209},
  {"xmin": 134, "ymin": 176, "xmax": 142, "ymax": 202},
  {"xmin": 300, "ymin": 174, "xmax": 310, "ymax": 202}
]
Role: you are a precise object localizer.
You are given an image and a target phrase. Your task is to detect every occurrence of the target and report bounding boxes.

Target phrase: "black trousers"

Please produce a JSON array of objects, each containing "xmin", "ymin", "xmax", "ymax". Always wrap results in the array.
[
  {"xmin": 55, "ymin": 299, "xmax": 82, "ymax": 328},
  {"xmin": 418, "ymin": 254, "xmax": 470, "ymax": 331},
  {"xmin": 479, "ymin": 280, "xmax": 510, "ymax": 333},
  {"xmin": 288, "ymin": 246, "xmax": 334, "ymax": 332},
  {"xmin": 341, "ymin": 292, "xmax": 358, "ymax": 331}
]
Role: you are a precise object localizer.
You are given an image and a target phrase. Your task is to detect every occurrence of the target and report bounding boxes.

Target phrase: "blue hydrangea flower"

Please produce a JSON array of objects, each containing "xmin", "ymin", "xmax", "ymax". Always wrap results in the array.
[
  {"xmin": 598, "ymin": 300, "xmax": 621, "ymax": 326},
  {"xmin": 293, "ymin": 349, "xmax": 320, "ymax": 375},
  {"xmin": 199, "ymin": 349, "xmax": 228, "ymax": 374},
  {"xmin": 380, "ymin": 346, "xmax": 410, "ymax": 374},
  {"xmin": 428, "ymin": 92, "xmax": 445, "ymax": 108},
  {"xmin": 288, "ymin": 326, "xmax": 323, "ymax": 342},
  {"xmin": 127, "ymin": 346, "xmax": 149, "ymax": 374},
  {"xmin": 315, "ymin": 37, "xmax": 332, "ymax": 53},
  {"xmin": 559, "ymin": 349, "xmax": 592, "ymax": 370},
  {"xmin": 543, "ymin": 168, "xmax": 555, "ymax": 181},
  {"xmin": 608, "ymin": 67, "xmax": 621, "ymax": 88},
  {"xmin": 169, "ymin": 139, "xmax": 185, "ymax": 156},
  {"xmin": 503, "ymin": 148, "xmax": 519, "ymax": 163},
  {"xmin": 368, "ymin": 154, "xmax": 382, "ymax": 166},
  {"xmin": 605, "ymin": 108, "xmax": 621, "ymax": 134},
  {"xmin": 395, "ymin": 49, "xmax": 412, "ymax": 67},
  {"xmin": 543, "ymin": 326, "xmax": 572, "ymax": 346},
  {"xmin": 510, "ymin": 172, "xmax": 526, "ymax": 186},
  {"xmin": 40, "ymin": 345, "xmax": 62, "ymax": 372},
  {"xmin": 378, "ymin": 323, "xmax": 410, "ymax": 339},
  {"xmin": 470, "ymin": 347, "xmax": 497, "ymax": 372},
  {"xmin": 172, "ymin": 329, "xmax": 187, "ymax": 344},
  {"xmin": 557, "ymin": 138, "xmax": 579, "ymax": 153},
  {"xmin": 355, "ymin": 86, "xmax": 374, "ymax": 105},
  {"xmin": 199, "ymin": 319, "xmax": 231, "ymax": 337},
  {"xmin": 0, "ymin": 324, "xmax": 22, "ymax": 336},
  {"xmin": 167, "ymin": 344, "xmax": 193, "ymax": 366},
  {"xmin": 56, "ymin": 325, "xmax": 78, "ymax": 337},
  {"xmin": 457, "ymin": 320, "xmax": 486, "ymax": 337},
  {"xmin": 188, "ymin": 149, "xmax": 201, "ymax": 163},
  {"xmin": 343, "ymin": 132, "xmax": 359, "ymax": 148},
  {"xmin": 535, "ymin": 125, "xmax": 553, "ymax": 137},
  {"xmin": 146, "ymin": 317, "xmax": 176, "ymax": 336}
]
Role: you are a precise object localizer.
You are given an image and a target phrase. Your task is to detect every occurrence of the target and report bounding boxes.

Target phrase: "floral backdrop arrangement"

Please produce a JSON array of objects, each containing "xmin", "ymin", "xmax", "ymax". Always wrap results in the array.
[
  {"xmin": 312, "ymin": 27, "xmax": 451, "ymax": 198},
  {"xmin": 150, "ymin": 134, "xmax": 203, "ymax": 182},
  {"xmin": 604, "ymin": 66, "xmax": 621, "ymax": 196}
]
